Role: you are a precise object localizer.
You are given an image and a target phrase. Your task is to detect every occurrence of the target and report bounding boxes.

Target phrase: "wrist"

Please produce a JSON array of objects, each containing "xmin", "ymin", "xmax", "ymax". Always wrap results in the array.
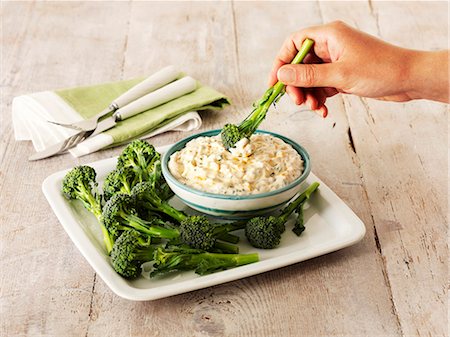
[{"xmin": 406, "ymin": 50, "xmax": 449, "ymax": 103}]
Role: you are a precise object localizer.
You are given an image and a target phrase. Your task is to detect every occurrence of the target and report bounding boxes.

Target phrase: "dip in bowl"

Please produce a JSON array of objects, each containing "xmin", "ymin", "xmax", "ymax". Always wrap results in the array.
[{"xmin": 161, "ymin": 129, "xmax": 311, "ymax": 219}]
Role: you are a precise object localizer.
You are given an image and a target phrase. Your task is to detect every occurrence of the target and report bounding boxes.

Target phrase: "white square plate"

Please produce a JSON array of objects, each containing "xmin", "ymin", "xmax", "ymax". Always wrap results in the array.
[{"xmin": 42, "ymin": 144, "xmax": 366, "ymax": 301}]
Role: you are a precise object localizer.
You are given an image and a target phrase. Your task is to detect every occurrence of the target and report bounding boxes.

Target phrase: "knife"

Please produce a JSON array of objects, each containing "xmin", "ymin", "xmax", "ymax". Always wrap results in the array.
[
  {"xmin": 91, "ymin": 76, "xmax": 197, "ymax": 136},
  {"xmin": 29, "ymin": 76, "xmax": 197, "ymax": 161}
]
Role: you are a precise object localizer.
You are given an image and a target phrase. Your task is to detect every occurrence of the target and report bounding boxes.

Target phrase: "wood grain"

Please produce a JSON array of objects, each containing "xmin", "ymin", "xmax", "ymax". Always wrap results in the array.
[
  {"xmin": 318, "ymin": 2, "xmax": 448, "ymax": 336},
  {"xmin": 1, "ymin": 1, "xmax": 447, "ymax": 337}
]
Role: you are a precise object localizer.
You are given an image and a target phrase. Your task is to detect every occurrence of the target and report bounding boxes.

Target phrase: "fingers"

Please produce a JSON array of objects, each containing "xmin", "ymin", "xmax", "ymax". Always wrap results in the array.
[
  {"xmin": 268, "ymin": 25, "xmax": 330, "ymax": 86},
  {"xmin": 277, "ymin": 62, "xmax": 342, "ymax": 88},
  {"xmin": 285, "ymin": 86, "xmax": 305, "ymax": 105},
  {"xmin": 285, "ymin": 86, "xmax": 330, "ymax": 118}
]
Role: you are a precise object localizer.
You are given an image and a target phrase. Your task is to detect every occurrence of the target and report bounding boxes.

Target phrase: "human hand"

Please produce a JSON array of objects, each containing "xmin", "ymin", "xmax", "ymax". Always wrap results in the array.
[{"xmin": 269, "ymin": 21, "xmax": 449, "ymax": 116}]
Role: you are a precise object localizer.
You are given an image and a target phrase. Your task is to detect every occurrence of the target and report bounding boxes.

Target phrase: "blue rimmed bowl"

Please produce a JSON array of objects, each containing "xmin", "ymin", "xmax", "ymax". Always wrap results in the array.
[{"xmin": 161, "ymin": 129, "xmax": 311, "ymax": 219}]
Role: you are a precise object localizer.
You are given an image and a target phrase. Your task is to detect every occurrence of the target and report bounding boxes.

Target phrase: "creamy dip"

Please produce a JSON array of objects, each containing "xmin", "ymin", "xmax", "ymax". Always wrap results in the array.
[{"xmin": 168, "ymin": 134, "xmax": 303, "ymax": 195}]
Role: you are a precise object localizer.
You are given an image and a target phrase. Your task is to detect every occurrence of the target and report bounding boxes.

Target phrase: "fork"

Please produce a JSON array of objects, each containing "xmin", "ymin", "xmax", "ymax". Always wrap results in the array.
[
  {"xmin": 28, "ymin": 129, "xmax": 93, "ymax": 161},
  {"xmin": 48, "ymin": 65, "xmax": 180, "ymax": 132}
]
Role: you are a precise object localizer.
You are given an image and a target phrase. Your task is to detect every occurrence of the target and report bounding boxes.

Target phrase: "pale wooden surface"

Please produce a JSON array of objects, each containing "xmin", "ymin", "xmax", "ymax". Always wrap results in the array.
[{"xmin": 1, "ymin": 1, "xmax": 448, "ymax": 336}]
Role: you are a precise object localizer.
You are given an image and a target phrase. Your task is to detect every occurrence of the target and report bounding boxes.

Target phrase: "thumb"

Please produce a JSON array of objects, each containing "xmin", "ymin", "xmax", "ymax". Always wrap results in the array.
[{"xmin": 277, "ymin": 63, "xmax": 341, "ymax": 88}]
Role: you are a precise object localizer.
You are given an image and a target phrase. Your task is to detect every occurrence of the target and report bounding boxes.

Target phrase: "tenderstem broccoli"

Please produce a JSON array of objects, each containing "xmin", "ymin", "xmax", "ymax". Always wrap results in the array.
[
  {"xmin": 62, "ymin": 165, "xmax": 114, "ymax": 254},
  {"xmin": 245, "ymin": 182, "xmax": 319, "ymax": 249},
  {"xmin": 102, "ymin": 193, "xmax": 178, "ymax": 242},
  {"xmin": 103, "ymin": 191, "xmax": 240, "ymax": 253},
  {"xmin": 111, "ymin": 231, "xmax": 259, "ymax": 279},
  {"xmin": 221, "ymin": 38, "xmax": 314, "ymax": 149},
  {"xmin": 151, "ymin": 245, "xmax": 259, "ymax": 277},
  {"xmin": 132, "ymin": 182, "xmax": 243, "ymax": 251}
]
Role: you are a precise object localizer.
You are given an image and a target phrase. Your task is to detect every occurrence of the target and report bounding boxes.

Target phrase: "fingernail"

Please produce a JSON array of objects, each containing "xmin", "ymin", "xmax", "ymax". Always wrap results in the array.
[{"xmin": 277, "ymin": 66, "xmax": 295, "ymax": 84}]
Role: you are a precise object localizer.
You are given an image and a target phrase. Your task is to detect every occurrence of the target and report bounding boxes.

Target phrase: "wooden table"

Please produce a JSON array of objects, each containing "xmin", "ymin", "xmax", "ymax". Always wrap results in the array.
[{"xmin": 2, "ymin": 2, "xmax": 447, "ymax": 336}]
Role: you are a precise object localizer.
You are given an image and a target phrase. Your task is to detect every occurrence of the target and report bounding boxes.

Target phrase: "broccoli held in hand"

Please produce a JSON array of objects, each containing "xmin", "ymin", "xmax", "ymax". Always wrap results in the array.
[
  {"xmin": 111, "ymin": 230, "xmax": 154, "ymax": 278},
  {"xmin": 245, "ymin": 182, "xmax": 320, "ymax": 249},
  {"xmin": 62, "ymin": 165, "xmax": 114, "ymax": 254},
  {"xmin": 220, "ymin": 88, "xmax": 279, "ymax": 150},
  {"xmin": 220, "ymin": 38, "xmax": 314, "ymax": 150},
  {"xmin": 151, "ymin": 245, "xmax": 259, "ymax": 277},
  {"xmin": 132, "ymin": 182, "xmax": 243, "ymax": 252},
  {"xmin": 102, "ymin": 193, "xmax": 178, "ymax": 242}
]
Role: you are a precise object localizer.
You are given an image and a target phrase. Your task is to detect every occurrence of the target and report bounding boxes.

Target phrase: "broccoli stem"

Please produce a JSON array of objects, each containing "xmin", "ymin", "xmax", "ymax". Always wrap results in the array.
[
  {"xmin": 213, "ymin": 241, "xmax": 239, "ymax": 254},
  {"xmin": 158, "ymin": 202, "xmax": 187, "ymax": 223},
  {"xmin": 121, "ymin": 180, "xmax": 132, "ymax": 195},
  {"xmin": 151, "ymin": 247, "xmax": 259, "ymax": 277},
  {"xmin": 122, "ymin": 212, "xmax": 180, "ymax": 240},
  {"xmin": 210, "ymin": 221, "xmax": 246, "ymax": 243},
  {"xmin": 79, "ymin": 185, "xmax": 114, "ymax": 254},
  {"xmin": 131, "ymin": 248, "xmax": 155, "ymax": 262},
  {"xmin": 191, "ymin": 252, "xmax": 259, "ymax": 268},
  {"xmin": 279, "ymin": 182, "xmax": 320, "ymax": 223},
  {"xmin": 136, "ymin": 185, "xmax": 187, "ymax": 222},
  {"xmin": 217, "ymin": 233, "xmax": 240, "ymax": 244}
]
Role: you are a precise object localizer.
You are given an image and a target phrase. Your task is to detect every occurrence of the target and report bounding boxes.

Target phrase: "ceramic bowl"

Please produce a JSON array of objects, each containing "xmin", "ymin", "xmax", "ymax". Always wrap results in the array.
[{"xmin": 161, "ymin": 129, "xmax": 311, "ymax": 219}]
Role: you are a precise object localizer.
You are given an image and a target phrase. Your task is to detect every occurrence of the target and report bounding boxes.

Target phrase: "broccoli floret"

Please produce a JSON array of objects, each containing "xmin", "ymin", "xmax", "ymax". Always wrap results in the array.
[
  {"xmin": 101, "ymin": 193, "xmax": 179, "ymax": 242},
  {"xmin": 116, "ymin": 140, "xmax": 173, "ymax": 201},
  {"xmin": 62, "ymin": 166, "xmax": 114, "ymax": 254},
  {"xmin": 103, "ymin": 166, "xmax": 139, "ymax": 201},
  {"xmin": 245, "ymin": 182, "xmax": 320, "ymax": 249},
  {"xmin": 245, "ymin": 216, "xmax": 285, "ymax": 249},
  {"xmin": 179, "ymin": 216, "xmax": 243, "ymax": 253},
  {"xmin": 116, "ymin": 139, "xmax": 160, "ymax": 182},
  {"xmin": 111, "ymin": 230, "xmax": 154, "ymax": 278},
  {"xmin": 132, "ymin": 182, "xmax": 242, "ymax": 252},
  {"xmin": 220, "ymin": 124, "xmax": 242, "ymax": 150},
  {"xmin": 151, "ymin": 246, "xmax": 259, "ymax": 277}
]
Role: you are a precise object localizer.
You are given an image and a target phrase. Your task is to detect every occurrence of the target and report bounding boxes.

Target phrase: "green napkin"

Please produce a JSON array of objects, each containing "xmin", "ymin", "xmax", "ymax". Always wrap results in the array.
[{"xmin": 55, "ymin": 77, "xmax": 230, "ymax": 145}]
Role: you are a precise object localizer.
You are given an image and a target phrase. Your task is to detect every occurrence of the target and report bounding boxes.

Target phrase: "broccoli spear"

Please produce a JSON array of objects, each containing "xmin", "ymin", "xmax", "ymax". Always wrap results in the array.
[
  {"xmin": 245, "ymin": 182, "xmax": 319, "ymax": 249},
  {"xmin": 110, "ymin": 231, "xmax": 259, "ymax": 279},
  {"xmin": 220, "ymin": 38, "xmax": 314, "ymax": 150},
  {"xmin": 131, "ymin": 182, "xmax": 243, "ymax": 251},
  {"xmin": 102, "ymin": 193, "xmax": 179, "ymax": 242},
  {"xmin": 62, "ymin": 165, "xmax": 114, "ymax": 254},
  {"xmin": 151, "ymin": 245, "xmax": 259, "ymax": 277},
  {"xmin": 103, "ymin": 192, "xmax": 240, "ymax": 253}
]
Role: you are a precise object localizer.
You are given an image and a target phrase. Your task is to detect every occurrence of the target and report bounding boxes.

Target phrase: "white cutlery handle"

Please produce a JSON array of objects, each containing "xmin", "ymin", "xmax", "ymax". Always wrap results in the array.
[
  {"xmin": 111, "ymin": 65, "xmax": 180, "ymax": 109},
  {"xmin": 114, "ymin": 76, "xmax": 197, "ymax": 120}
]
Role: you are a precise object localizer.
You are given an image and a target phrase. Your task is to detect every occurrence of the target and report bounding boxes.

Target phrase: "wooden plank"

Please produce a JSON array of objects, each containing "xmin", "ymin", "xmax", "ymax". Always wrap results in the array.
[
  {"xmin": 1, "ymin": 2, "xmax": 132, "ymax": 336},
  {"xmin": 318, "ymin": 1, "xmax": 448, "ymax": 335}
]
